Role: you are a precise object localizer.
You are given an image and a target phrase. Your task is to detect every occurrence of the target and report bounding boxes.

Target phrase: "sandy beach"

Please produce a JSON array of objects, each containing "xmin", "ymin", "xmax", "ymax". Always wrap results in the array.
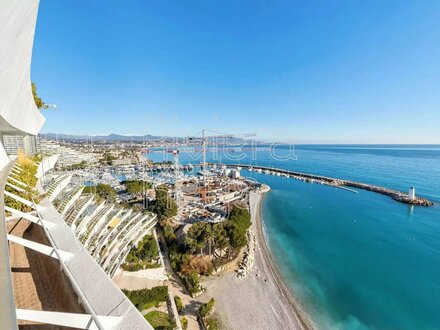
[{"xmin": 202, "ymin": 189, "xmax": 314, "ymax": 330}]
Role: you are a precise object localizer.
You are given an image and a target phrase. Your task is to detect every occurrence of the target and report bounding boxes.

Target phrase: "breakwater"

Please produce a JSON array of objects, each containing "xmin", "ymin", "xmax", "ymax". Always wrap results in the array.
[{"xmin": 216, "ymin": 164, "xmax": 434, "ymax": 206}]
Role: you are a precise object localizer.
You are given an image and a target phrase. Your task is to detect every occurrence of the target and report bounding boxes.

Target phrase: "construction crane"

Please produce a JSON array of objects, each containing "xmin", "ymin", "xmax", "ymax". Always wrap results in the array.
[
  {"xmin": 140, "ymin": 129, "xmax": 256, "ymax": 170},
  {"xmin": 189, "ymin": 129, "xmax": 256, "ymax": 187},
  {"xmin": 187, "ymin": 129, "xmax": 254, "ymax": 169}
]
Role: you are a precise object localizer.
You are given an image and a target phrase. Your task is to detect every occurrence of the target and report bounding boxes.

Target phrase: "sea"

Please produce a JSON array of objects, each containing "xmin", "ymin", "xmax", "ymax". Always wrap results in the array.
[{"xmin": 146, "ymin": 144, "xmax": 440, "ymax": 330}]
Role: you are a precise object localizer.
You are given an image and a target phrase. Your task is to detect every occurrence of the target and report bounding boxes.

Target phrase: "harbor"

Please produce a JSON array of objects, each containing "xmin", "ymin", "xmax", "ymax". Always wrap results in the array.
[{"xmin": 214, "ymin": 164, "xmax": 434, "ymax": 206}]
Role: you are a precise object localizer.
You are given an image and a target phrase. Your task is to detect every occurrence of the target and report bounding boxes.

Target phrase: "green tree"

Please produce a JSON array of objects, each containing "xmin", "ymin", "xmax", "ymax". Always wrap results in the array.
[
  {"xmin": 99, "ymin": 152, "xmax": 118, "ymax": 165},
  {"xmin": 204, "ymin": 224, "xmax": 216, "ymax": 258},
  {"xmin": 162, "ymin": 223, "xmax": 177, "ymax": 245},
  {"xmin": 185, "ymin": 222, "xmax": 209, "ymax": 255},
  {"xmin": 150, "ymin": 187, "xmax": 177, "ymax": 220},
  {"xmin": 169, "ymin": 248, "xmax": 190, "ymax": 273},
  {"xmin": 213, "ymin": 223, "xmax": 229, "ymax": 257},
  {"xmin": 228, "ymin": 206, "xmax": 251, "ymax": 229},
  {"xmin": 123, "ymin": 180, "xmax": 152, "ymax": 195},
  {"xmin": 96, "ymin": 183, "xmax": 117, "ymax": 202},
  {"xmin": 225, "ymin": 206, "xmax": 251, "ymax": 249}
]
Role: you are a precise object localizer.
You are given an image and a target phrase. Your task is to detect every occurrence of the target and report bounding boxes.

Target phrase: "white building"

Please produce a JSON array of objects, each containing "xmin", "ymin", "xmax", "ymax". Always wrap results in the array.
[
  {"xmin": 39, "ymin": 139, "xmax": 97, "ymax": 168},
  {"xmin": 0, "ymin": 2, "xmax": 152, "ymax": 328},
  {"xmin": 111, "ymin": 158, "xmax": 132, "ymax": 166},
  {"xmin": 229, "ymin": 169, "xmax": 241, "ymax": 179},
  {"xmin": 0, "ymin": 2, "xmax": 45, "ymax": 327},
  {"xmin": 409, "ymin": 187, "xmax": 416, "ymax": 199},
  {"xmin": 2, "ymin": 134, "xmax": 37, "ymax": 155}
]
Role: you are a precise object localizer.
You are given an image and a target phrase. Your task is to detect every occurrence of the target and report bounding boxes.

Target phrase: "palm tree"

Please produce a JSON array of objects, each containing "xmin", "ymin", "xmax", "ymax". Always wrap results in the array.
[
  {"xmin": 204, "ymin": 224, "xmax": 216, "ymax": 258},
  {"xmin": 213, "ymin": 223, "xmax": 229, "ymax": 258},
  {"xmin": 186, "ymin": 222, "xmax": 208, "ymax": 255}
]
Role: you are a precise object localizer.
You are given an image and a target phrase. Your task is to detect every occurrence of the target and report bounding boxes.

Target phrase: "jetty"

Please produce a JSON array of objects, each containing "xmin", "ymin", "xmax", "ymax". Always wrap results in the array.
[{"xmin": 213, "ymin": 164, "xmax": 434, "ymax": 207}]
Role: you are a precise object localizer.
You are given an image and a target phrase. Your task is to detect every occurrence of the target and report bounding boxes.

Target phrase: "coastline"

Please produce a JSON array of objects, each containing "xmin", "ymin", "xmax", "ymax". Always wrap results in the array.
[
  {"xmin": 202, "ymin": 188, "xmax": 314, "ymax": 330},
  {"xmin": 253, "ymin": 189, "xmax": 314, "ymax": 330}
]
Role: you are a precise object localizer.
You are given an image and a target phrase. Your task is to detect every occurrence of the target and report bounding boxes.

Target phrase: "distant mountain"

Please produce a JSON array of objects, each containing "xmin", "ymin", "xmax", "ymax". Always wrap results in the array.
[
  {"xmin": 39, "ymin": 133, "xmax": 182, "ymax": 142},
  {"xmin": 39, "ymin": 133, "xmax": 252, "ymax": 144}
]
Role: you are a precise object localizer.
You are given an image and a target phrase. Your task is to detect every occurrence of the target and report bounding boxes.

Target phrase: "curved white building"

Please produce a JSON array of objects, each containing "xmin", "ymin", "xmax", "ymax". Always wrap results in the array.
[
  {"xmin": 0, "ymin": 2, "xmax": 45, "ymax": 328},
  {"xmin": 0, "ymin": 2, "xmax": 153, "ymax": 329}
]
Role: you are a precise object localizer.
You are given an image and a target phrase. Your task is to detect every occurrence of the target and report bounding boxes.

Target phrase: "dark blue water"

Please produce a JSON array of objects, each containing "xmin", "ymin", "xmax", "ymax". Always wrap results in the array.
[{"xmin": 147, "ymin": 145, "xmax": 440, "ymax": 329}]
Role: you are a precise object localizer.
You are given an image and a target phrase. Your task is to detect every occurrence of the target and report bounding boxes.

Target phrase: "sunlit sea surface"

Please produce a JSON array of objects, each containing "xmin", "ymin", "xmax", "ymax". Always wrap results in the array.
[{"xmin": 147, "ymin": 145, "xmax": 440, "ymax": 329}]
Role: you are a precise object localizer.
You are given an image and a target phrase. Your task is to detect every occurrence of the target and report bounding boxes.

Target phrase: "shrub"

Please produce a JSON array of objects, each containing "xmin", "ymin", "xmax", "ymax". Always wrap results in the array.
[
  {"xmin": 181, "ymin": 317, "xmax": 188, "ymax": 330},
  {"xmin": 205, "ymin": 316, "xmax": 219, "ymax": 330},
  {"xmin": 32, "ymin": 82, "xmax": 44, "ymax": 108},
  {"xmin": 169, "ymin": 248, "xmax": 190, "ymax": 273},
  {"xmin": 5, "ymin": 154, "xmax": 41, "ymax": 212},
  {"xmin": 174, "ymin": 295, "xmax": 183, "ymax": 313},
  {"xmin": 199, "ymin": 298, "xmax": 215, "ymax": 318},
  {"xmin": 121, "ymin": 263, "xmax": 143, "ymax": 272},
  {"xmin": 145, "ymin": 311, "xmax": 173, "ymax": 330},
  {"xmin": 126, "ymin": 234, "xmax": 158, "ymax": 263},
  {"xmin": 180, "ymin": 255, "xmax": 213, "ymax": 276},
  {"xmin": 123, "ymin": 286, "xmax": 168, "ymax": 311},
  {"xmin": 183, "ymin": 271, "xmax": 200, "ymax": 296}
]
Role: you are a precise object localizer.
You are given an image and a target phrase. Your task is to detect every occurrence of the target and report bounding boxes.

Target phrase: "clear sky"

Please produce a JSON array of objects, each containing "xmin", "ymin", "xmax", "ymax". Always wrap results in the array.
[{"xmin": 32, "ymin": 1, "xmax": 440, "ymax": 143}]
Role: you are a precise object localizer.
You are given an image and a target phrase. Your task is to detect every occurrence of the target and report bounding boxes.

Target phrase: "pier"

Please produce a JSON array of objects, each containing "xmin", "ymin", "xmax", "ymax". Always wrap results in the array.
[{"xmin": 214, "ymin": 164, "xmax": 434, "ymax": 206}]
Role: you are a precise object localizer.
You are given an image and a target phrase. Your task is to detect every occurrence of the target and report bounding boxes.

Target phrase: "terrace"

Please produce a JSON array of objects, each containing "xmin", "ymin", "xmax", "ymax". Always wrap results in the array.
[
  {"xmin": 100, "ymin": 213, "xmax": 143, "ymax": 269},
  {"xmin": 80, "ymin": 204, "xmax": 114, "ymax": 245},
  {"xmin": 44, "ymin": 173, "xmax": 72, "ymax": 201},
  {"xmin": 56, "ymin": 185, "xmax": 84, "ymax": 215},
  {"xmin": 105, "ymin": 214, "xmax": 155, "ymax": 273},
  {"xmin": 87, "ymin": 208, "xmax": 124, "ymax": 254},
  {"xmin": 108, "ymin": 215, "xmax": 157, "ymax": 277},
  {"xmin": 89, "ymin": 208, "xmax": 125, "ymax": 259},
  {"xmin": 64, "ymin": 194, "xmax": 95, "ymax": 227}
]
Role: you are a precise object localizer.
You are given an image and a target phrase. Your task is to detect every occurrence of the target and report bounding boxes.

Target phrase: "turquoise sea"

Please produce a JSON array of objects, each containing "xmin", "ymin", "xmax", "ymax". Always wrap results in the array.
[{"xmin": 147, "ymin": 145, "xmax": 440, "ymax": 330}]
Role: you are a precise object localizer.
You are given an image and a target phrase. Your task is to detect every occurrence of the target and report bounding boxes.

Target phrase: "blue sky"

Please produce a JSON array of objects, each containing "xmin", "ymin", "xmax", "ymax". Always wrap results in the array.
[{"xmin": 33, "ymin": 1, "xmax": 440, "ymax": 143}]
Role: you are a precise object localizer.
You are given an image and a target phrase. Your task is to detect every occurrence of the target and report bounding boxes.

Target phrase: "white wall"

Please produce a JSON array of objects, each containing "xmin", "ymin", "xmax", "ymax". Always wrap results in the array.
[
  {"xmin": 0, "ymin": 1, "xmax": 45, "ymax": 139},
  {"xmin": 36, "ymin": 155, "xmax": 59, "ymax": 178}
]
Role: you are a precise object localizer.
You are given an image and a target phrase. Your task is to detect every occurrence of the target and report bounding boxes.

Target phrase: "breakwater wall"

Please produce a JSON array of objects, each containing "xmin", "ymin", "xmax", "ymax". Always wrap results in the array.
[{"xmin": 216, "ymin": 164, "xmax": 434, "ymax": 206}]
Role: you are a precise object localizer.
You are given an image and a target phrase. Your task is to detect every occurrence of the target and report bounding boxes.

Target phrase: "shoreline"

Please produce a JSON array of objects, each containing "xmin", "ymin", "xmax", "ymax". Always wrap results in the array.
[
  {"xmin": 252, "ymin": 189, "xmax": 314, "ymax": 330},
  {"xmin": 202, "ymin": 188, "xmax": 315, "ymax": 330}
]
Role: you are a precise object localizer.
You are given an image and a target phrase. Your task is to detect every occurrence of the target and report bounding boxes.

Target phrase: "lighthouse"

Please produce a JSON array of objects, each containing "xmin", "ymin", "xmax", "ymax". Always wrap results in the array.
[{"xmin": 409, "ymin": 187, "xmax": 416, "ymax": 199}]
